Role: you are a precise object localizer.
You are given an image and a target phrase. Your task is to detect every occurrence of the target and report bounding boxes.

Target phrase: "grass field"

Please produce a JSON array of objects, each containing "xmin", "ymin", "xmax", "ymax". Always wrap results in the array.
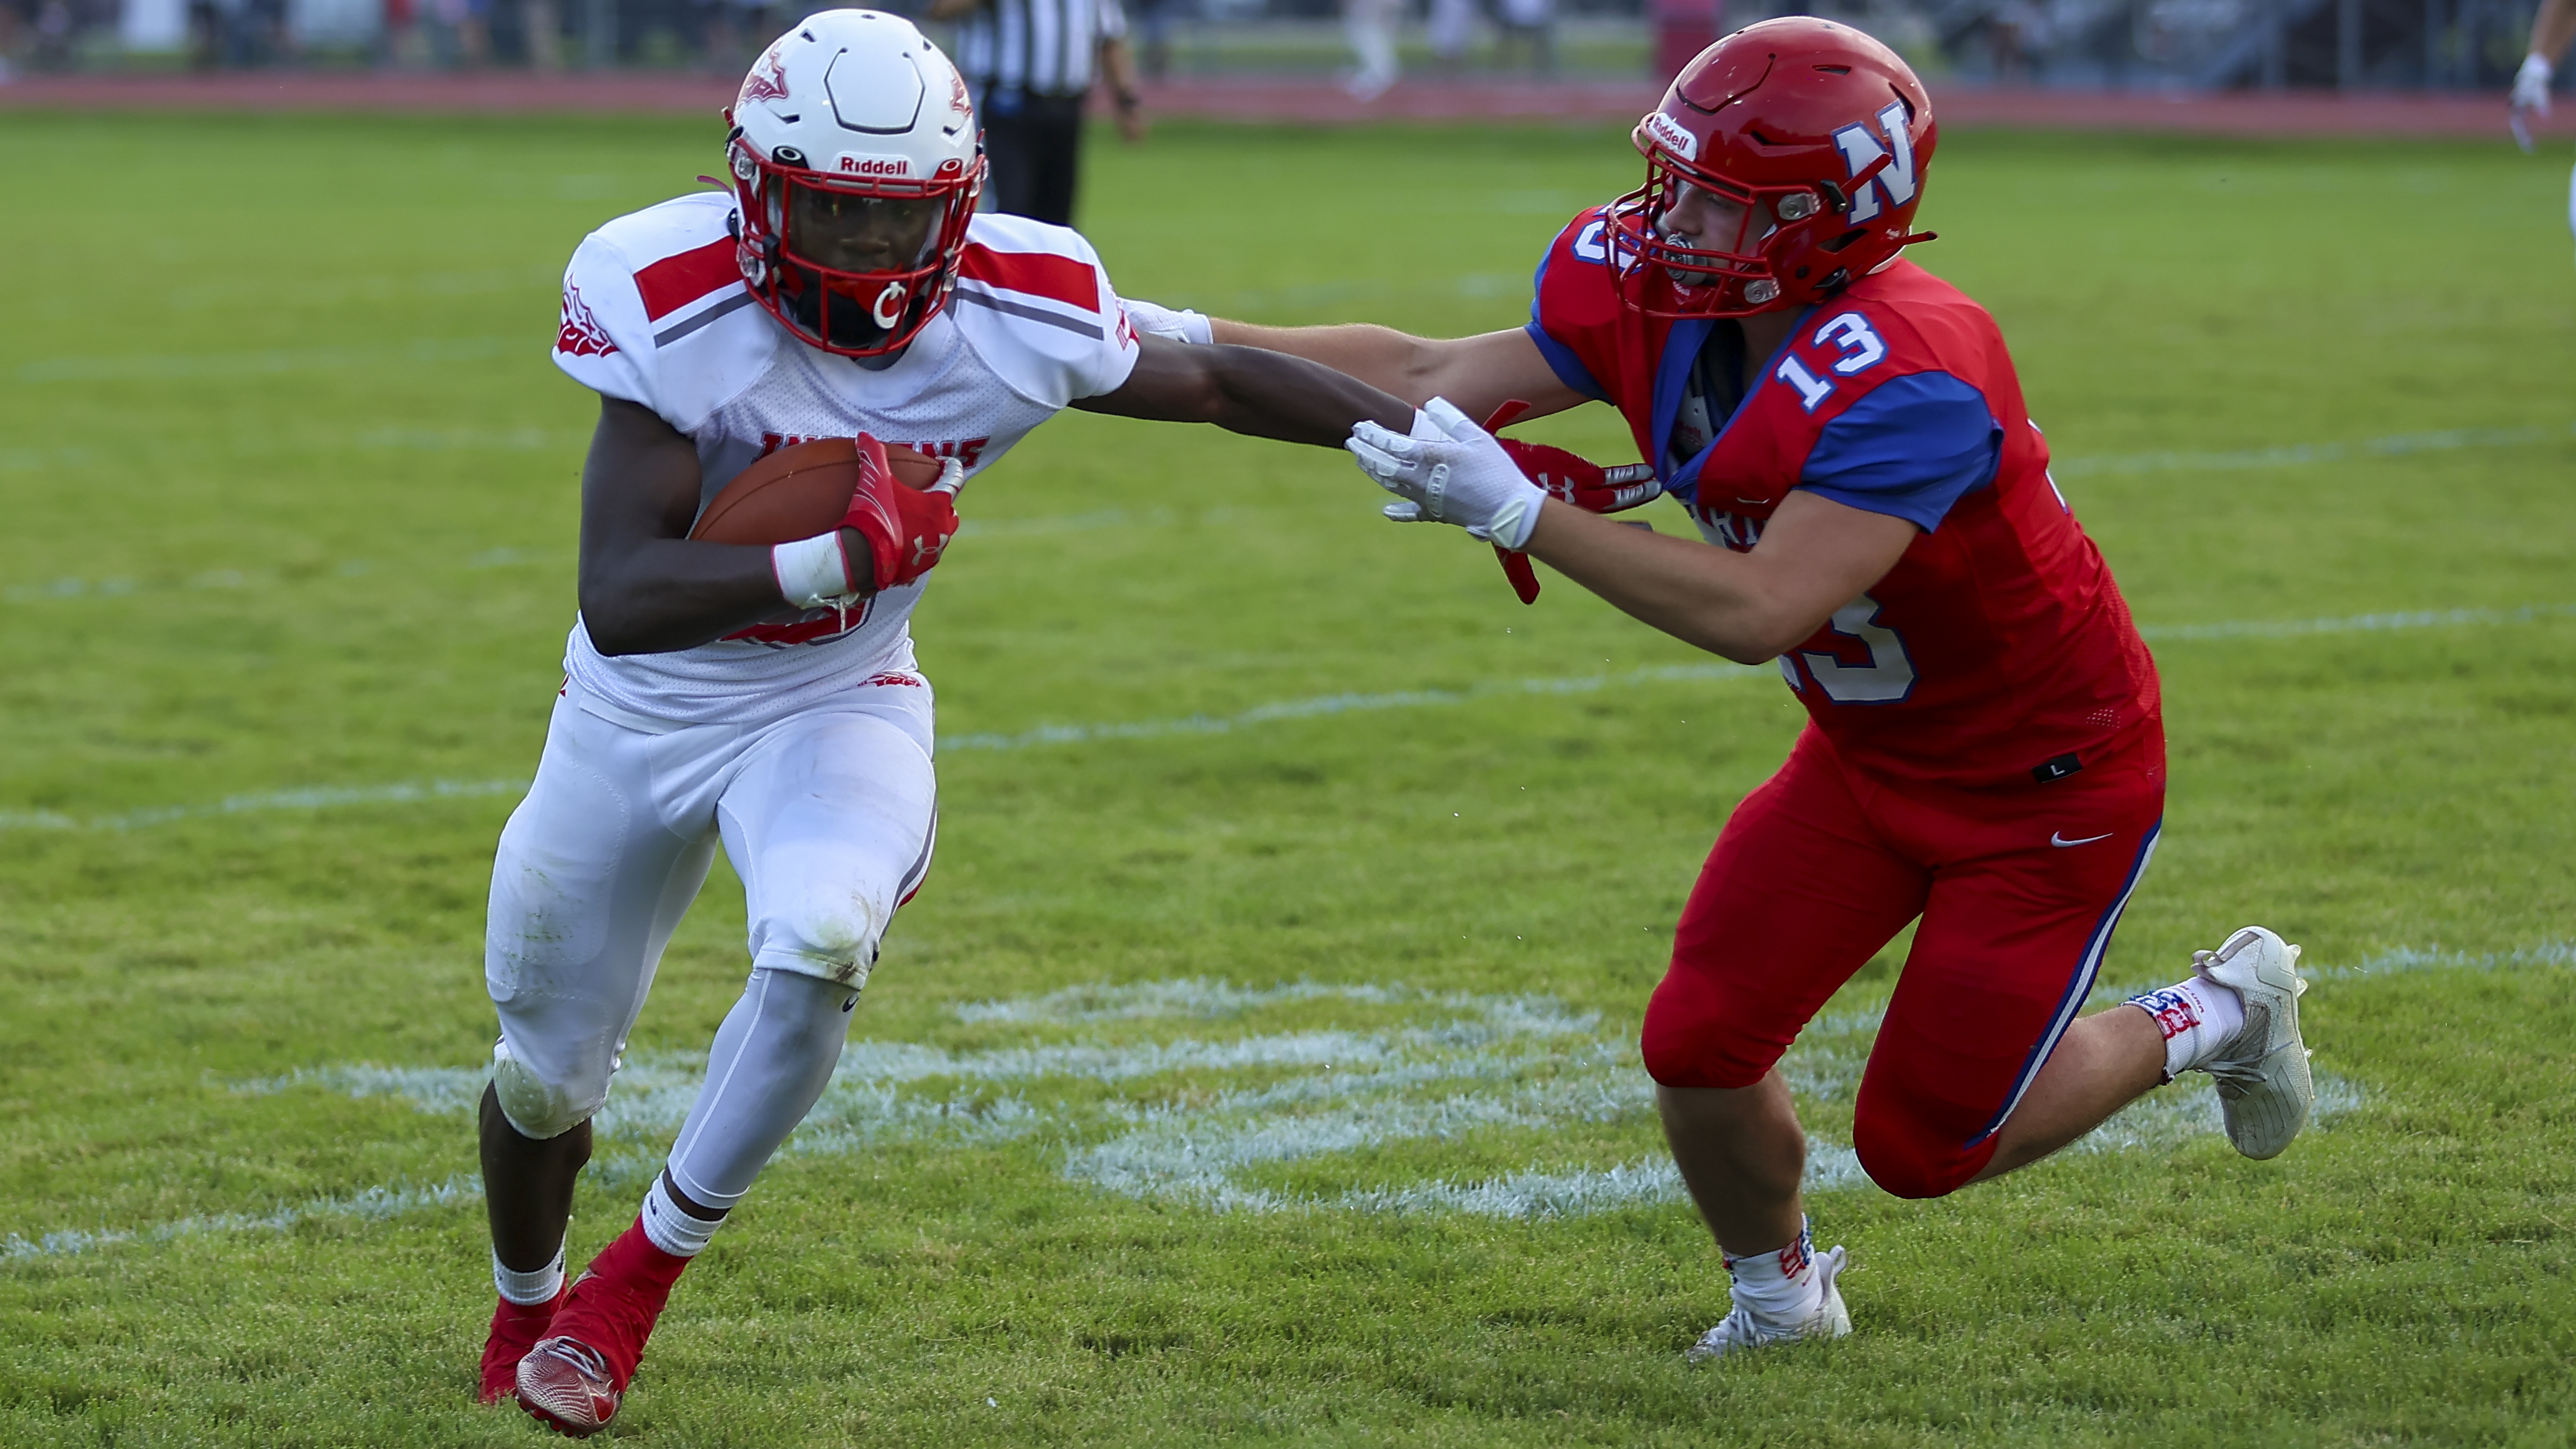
[{"xmin": 1, "ymin": 112, "xmax": 2573, "ymax": 1446}]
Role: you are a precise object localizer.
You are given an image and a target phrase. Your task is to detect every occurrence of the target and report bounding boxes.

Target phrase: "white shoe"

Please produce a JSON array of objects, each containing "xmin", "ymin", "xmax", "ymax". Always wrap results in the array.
[
  {"xmin": 2191, "ymin": 926, "xmax": 2313, "ymax": 1160},
  {"xmin": 1684, "ymin": 1245, "xmax": 1851, "ymax": 1363}
]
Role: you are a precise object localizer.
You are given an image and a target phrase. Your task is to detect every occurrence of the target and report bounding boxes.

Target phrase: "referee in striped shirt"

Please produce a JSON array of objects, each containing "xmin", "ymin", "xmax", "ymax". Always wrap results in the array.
[{"xmin": 931, "ymin": 0, "xmax": 1146, "ymax": 226}]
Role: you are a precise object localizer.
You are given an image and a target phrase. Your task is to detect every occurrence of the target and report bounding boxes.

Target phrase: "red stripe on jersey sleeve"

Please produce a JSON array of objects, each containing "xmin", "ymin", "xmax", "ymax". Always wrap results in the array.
[
  {"xmin": 957, "ymin": 244, "xmax": 1100, "ymax": 313},
  {"xmin": 634, "ymin": 239, "xmax": 743, "ymax": 321}
]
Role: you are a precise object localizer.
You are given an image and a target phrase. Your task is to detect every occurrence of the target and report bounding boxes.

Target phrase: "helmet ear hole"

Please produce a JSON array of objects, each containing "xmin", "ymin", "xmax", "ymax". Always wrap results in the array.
[{"xmin": 1822, "ymin": 228, "xmax": 1867, "ymax": 253}]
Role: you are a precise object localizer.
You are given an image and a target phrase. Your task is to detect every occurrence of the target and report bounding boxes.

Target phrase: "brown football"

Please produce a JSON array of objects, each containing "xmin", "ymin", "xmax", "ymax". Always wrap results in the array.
[{"xmin": 687, "ymin": 437, "xmax": 945, "ymax": 545}]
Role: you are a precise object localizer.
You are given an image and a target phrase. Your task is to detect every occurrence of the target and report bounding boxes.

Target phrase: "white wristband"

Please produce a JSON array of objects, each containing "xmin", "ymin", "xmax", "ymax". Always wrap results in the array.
[
  {"xmin": 1122, "ymin": 298, "xmax": 1213, "ymax": 345},
  {"xmin": 772, "ymin": 532, "xmax": 854, "ymax": 610},
  {"xmin": 2523, "ymin": 53, "xmax": 2555, "ymax": 88}
]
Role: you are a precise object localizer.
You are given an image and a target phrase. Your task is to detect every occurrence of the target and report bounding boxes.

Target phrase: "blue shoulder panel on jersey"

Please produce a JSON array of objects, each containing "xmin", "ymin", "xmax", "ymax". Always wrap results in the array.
[
  {"xmin": 1523, "ymin": 250, "xmax": 1606, "ymax": 401},
  {"xmin": 1796, "ymin": 370, "xmax": 2002, "ymax": 532}
]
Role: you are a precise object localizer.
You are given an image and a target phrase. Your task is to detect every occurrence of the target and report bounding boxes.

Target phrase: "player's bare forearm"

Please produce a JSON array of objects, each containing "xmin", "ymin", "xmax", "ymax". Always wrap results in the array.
[
  {"xmin": 575, "ymin": 397, "xmax": 871, "ymax": 656},
  {"xmin": 1206, "ymin": 321, "xmax": 1586, "ymax": 421},
  {"xmin": 1522, "ymin": 490, "xmax": 1917, "ymax": 663},
  {"xmin": 578, "ymin": 536, "xmax": 846, "ymax": 657},
  {"xmin": 1206, "ymin": 320, "xmax": 1433, "ymax": 396},
  {"xmin": 1076, "ymin": 335, "xmax": 1411, "ymax": 445},
  {"xmin": 2535, "ymin": 0, "xmax": 2576, "ymax": 62}
]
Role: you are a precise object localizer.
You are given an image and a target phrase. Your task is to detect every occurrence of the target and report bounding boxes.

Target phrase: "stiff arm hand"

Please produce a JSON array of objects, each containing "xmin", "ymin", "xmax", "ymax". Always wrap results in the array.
[{"xmin": 1346, "ymin": 399, "xmax": 1551, "ymax": 548}]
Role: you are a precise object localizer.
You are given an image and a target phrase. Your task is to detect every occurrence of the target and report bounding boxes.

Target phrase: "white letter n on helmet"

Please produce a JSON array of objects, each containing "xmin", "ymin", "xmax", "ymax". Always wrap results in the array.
[{"xmin": 1830, "ymin": 101, "xmax": 1919, "ymax": 225}]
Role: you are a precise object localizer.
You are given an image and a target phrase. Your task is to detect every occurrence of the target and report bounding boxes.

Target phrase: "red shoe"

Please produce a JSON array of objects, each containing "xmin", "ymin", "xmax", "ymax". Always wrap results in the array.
[
  {"xmin": 478, "ymin": 1285, "xmax": 569, "ymax": 1405},
  {"xmin": 514, "ymin": 1221, "xmax": 691, "ymax": 1437},
  {"xmin": 515, "ymin": 1333, "xmax": 622, "ymax": 1437}
]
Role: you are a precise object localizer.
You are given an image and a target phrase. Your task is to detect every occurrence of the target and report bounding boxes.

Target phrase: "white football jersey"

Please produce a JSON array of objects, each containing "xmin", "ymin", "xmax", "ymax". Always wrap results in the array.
[{"xmin": 550, "ymin": 191, "xmax": 1141, "ymax": 725}]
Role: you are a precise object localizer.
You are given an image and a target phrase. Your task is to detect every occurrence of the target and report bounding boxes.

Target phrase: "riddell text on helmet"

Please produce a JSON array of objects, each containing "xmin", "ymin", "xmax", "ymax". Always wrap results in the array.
[{"xmin": 1641, "ymin": 111, "xmax": 1699, "ymax": 162}]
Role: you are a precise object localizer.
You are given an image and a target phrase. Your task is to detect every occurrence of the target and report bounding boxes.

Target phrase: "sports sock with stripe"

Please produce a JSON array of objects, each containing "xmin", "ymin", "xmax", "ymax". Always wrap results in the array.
[
  {"xmin": 493, "ymin": 1241, "xmax": 567, "ymax": 1306},
  {"xmin": 2126, "ymin": 974, "xmax": 2246, "ymax": 1081},
  {"xmin": 1724, "ymin": 1216, "xmax": 1822, "ymax": 1324}
]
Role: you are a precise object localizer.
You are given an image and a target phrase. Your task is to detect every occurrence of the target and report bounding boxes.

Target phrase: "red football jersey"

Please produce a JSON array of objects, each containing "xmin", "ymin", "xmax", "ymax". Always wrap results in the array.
[{"xmin": 1527, "ymin": 208, "xmax": 2159, "ymax": 787}]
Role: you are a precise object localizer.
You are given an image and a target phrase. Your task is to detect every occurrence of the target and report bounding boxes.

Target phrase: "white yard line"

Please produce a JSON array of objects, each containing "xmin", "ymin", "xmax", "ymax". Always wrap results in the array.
[
  {"xmin": 2049, "ymin": 422, "xmax": 2576, "ymax": 479},
  {"xmin": 26, "ymin": 938, "xmax": 2545, "ymax": 1260}
]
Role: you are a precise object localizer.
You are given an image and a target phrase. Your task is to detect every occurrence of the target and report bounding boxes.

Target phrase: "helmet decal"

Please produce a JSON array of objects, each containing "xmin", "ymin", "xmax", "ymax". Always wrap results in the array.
[
  {"xmin": 739, "ymin": 51, "xmax": 790, "ymax": 107},
  {"xmin": 871, "ymin": 281, "xmax": 908, "ymax": 329},
  {"xmin": 1830, "ymin": 102, "xmax": 1919, "ymax": 225}
]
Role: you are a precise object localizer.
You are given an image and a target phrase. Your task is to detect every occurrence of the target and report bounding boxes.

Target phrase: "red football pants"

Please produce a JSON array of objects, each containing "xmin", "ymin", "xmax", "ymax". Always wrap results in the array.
[{"xmin": 1641, "ymin": 722, "xmax": 2166, "ymax": 1199}]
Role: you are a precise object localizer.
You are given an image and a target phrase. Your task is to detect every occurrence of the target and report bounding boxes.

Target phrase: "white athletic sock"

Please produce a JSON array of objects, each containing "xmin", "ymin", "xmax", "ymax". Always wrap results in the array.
[
  {"xmin": 2127, "ymin": 974, "xmax": 2247, "ymax": 1080},
  {"xmin": 493, "ymin": 1242, "xmax": 566, "ymax": 1305},
  {"xmin": 1724, "ymin": 1216, "xmax": 1822, "ymax": 1325},
  {"xmin": 639, "ymin": 1171, "xmax": 727, "ymax": 1259}
]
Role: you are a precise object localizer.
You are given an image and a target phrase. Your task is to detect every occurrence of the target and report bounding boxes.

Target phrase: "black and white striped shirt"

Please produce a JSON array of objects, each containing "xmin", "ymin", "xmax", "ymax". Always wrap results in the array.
[{"xmin": 951, "ymin": 0, "xmax": 1128, "ymax": 99}]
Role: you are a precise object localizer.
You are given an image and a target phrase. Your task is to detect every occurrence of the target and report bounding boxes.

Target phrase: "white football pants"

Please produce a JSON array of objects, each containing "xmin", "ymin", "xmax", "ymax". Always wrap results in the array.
[{"xmin": 483, "ymin": 677, "xmax": 936, "ymax": 1203}]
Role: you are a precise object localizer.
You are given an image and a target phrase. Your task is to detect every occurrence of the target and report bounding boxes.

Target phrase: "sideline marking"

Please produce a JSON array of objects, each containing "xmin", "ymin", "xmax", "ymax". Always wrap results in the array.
[
  {"xmin": 2052, "ymin": 422, "xmax": 2576, "ymax": 480},
  {"xmin": 0, "ymin": 779, "xmax": 525, "ymax": 834},
  {"xmin": 15, "ymin": 337, "xmax": 520, "ymax": 384},
  {"xmin": 3, "ymin": 1175, "xmax": 479, "ymax": 1263},
  {"xmin": 3, "ymin": 600, "xmax": 2568, "ymax": 832}
]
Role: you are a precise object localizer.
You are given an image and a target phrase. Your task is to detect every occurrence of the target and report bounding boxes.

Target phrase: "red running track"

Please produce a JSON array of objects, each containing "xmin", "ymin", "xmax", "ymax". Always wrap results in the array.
[{"xmin": 0, "ymin": 69, "xmax": 2561, "ymax": 139}]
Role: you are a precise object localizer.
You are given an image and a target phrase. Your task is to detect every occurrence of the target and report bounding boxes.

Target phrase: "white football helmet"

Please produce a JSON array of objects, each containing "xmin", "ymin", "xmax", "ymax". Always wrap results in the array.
[{"xmin": 726, "ymin": 9, "xmax": 984, "ymax": 357}]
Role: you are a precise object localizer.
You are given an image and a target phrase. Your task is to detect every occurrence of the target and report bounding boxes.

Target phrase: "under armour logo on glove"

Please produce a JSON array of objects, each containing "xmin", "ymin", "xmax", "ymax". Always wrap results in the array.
[{"xmin": 1498, "ymin": 439, "xmax": 1664, "ymax": 514}]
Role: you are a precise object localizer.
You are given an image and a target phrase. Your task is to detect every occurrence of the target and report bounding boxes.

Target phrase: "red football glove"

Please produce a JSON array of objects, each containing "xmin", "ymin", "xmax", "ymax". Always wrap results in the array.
[
  {"xmin": 1474, "ymin": 400, "xmax": 1664, "ymax": 605},
  {"xmin": 1497, "ymin": 439, "xmax": 1665, "ymax": 515},
  {"xmin": 839, "ymin": 433, "xmax": 962, "ymax": 593}
]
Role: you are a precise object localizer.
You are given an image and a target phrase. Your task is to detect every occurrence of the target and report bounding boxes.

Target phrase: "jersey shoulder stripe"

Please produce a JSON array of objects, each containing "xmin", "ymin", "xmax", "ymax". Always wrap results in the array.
[
  {"xmin": 958, "ymin": 242, "xmax": 1100, "ymax": 314},
  {"xmin": 635, "ymin": 238, "xmax": 743, "ymax": 323}
]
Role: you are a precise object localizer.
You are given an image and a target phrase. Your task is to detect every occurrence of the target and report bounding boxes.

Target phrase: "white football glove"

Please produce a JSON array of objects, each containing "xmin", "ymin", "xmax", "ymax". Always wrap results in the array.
[
  {"xmin": 2513, "ymin": 54, "xmax": 2553, "ymax": 152},
  {"xmin": 1346, "ymin": 397, "xmax": 1550, "ymax": 551},
  {"xmin": 1121, "ymin": 297, "xmax": 1214, "ymax": 345}
]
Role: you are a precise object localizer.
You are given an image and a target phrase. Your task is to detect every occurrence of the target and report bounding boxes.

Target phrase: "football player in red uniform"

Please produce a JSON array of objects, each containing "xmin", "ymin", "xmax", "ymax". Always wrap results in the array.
[{"xmin": 1126, "ymin": 17, "xmax": 2316, "ymax": 1359}]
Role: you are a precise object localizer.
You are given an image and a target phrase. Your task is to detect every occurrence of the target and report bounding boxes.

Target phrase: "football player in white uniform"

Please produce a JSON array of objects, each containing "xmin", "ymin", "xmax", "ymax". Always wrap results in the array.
[{"xmin": 481, "ymin": 11, "xmax": 1412, "ymax": 1435}]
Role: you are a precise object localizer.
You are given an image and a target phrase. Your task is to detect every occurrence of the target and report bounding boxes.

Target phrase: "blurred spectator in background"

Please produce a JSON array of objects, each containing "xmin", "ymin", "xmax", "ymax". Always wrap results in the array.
[
  {"xmin": 430, "ymin": 0, "xmax": 489, "ymax": 66},
  {"xmin": 0, "ymin": 0, "xmax": 34, "ymax": 79},
  {"xmin": 524, "ymin": 0, "xmax": 562, "ymax": 68},
  {"xmin": 935, "ymin": 0, "xmax": 1145, "ymax": 226},
  {"xmin": 380, "ymin": 0, "xmax": 425, "ymax": 66},
  {"xmin": 1495, "ymin": 0, "xmax": 1552, "ymax": 74},
  {"xmin": 1649, "ymin": 0, "xmax": 1714, "ymax": 81},
  {"xmin": 248, "ymin": 0, "xmax": 293, "ymax": 63},
  {"xmin": 1427, "ymin": 0, "xmax": 1472, "ymax": 76},
  {"xmin": 1343, "ymin": 0, "xmax": 1397, "ymax": 98},
  {"xmin": 699, "ymin": 0, "xmax": 777, "ymax": 76},
  {"xmin": 1131, "ymin": 0, "xmax": 1171, "ymax": 79},
  {"xmin": 1990, "ymin": 0, "xmax": 2048, "ymax": 82},
  {"xmin": 0, "ymin": 0, "xmax": 33, "ymax": 78}
]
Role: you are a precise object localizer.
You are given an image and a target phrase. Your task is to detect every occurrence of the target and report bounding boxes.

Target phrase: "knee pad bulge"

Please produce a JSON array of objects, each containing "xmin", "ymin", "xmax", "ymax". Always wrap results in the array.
[{"xmin": 490, "ymin": 1039, "xmax": 597, "ymax": 1141}]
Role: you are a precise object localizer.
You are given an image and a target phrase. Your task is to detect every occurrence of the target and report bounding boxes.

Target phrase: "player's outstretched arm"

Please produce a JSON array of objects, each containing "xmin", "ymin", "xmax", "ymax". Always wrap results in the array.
[
  {"xmin": 1349, "ymin": 402, "xmax": 1915, "ymax": 663},
  {"xmin": 1208, "ymin": 320, "xmax": 1586, "ymax": 423},
  {"xmin": 1528, "ymin": 492, "xmax": 1916, "ymax": 663},
  {"xmin": 575, "ymin": 397, "xmax": 875, "ymax": 656},
  {"xmin": 1073, "ymin": 333, "xmax": 1415, "ymax": 445}
]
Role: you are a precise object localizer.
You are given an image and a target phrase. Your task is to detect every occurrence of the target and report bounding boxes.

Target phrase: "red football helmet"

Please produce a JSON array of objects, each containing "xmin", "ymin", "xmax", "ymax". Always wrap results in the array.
[
  {"xmin": 725, "ymin": 10, "xmax": 985, "ymax": 358},
  {"xmin": 1608, "ymin": 17, "xmax": 1937, "ymax": 320}
]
